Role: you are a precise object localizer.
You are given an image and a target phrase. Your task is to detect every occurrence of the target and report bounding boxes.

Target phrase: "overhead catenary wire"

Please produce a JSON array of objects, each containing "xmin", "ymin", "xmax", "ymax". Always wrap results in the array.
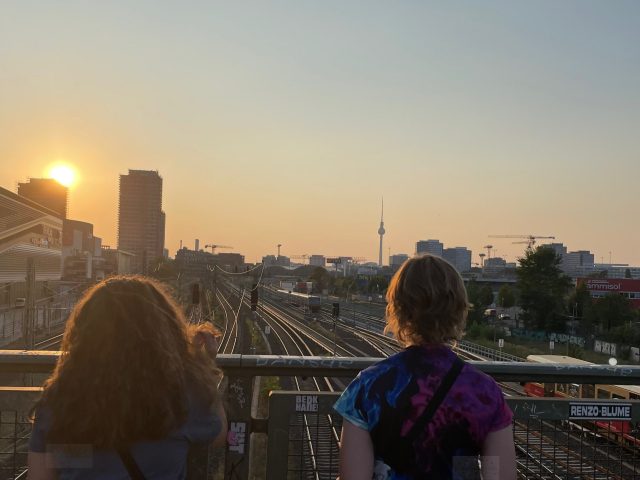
[
  {"xmin": 34, "ymin": 282, "xmax": 88, "ymax": 304},
  {"xmin": 210, "ymin": 263, "xmax": 263, "ymax": 276}
]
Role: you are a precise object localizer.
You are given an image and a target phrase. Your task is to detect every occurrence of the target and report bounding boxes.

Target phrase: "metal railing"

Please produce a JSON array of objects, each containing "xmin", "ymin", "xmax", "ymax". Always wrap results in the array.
[
  {"xmin": 458, "ymin": 339, "xmax": 526, "ymax": 362},
  {"xmin": 267, "ymin": 392, "xmax": 640, "ymax": 480},
  {"xmin": 3, "ymin": 351, "xmax": 639, "ymax": 383},
  {"xmin": 0, "ymin": 387, "xmax": 41, "ymax": 480},
  {"xmin": 0, "ymin": 352, "xmax": 639, "ymax": 479}
]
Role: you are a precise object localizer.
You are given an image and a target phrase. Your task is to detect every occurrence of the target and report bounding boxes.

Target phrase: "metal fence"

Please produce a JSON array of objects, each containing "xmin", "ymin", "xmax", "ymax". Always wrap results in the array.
[
  {"xmin": 0, "ymin": 306, "xmax": 71, "ymax": 347},
  {"xmin": 458, "ymin": 339, "xmax": 526, "ymax": 362},
  {"xmin": 0, "ymin": 388, "xmax": 41, "ymax": 480},
  {"xmin": 267, "ymin": 392, "xmax": 342, "ymax": 480},
  {"xmin": 1, "ymin": 353, "xmax": 640, "ymax": 479},
  {"xmin": 267, "ymin": 392, "xmax": 640, "ymax": 480}
]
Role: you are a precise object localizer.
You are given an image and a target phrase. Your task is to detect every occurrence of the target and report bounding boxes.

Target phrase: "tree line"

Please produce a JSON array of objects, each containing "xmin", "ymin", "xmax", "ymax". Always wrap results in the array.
[{"xmin": 467, "ymin": 246, "xmax": 640, "ymax": 346}]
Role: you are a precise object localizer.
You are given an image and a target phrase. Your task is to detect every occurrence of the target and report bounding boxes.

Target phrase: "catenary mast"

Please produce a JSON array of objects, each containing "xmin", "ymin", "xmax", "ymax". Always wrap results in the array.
[{"xmin": 378, "ymin": 197, "xmax": 385, "ymax": 266}]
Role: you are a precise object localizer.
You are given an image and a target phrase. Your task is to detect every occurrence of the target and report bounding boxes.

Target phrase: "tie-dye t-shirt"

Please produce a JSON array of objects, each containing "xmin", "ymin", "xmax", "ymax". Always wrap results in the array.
[{"xmin": 334, "ymin": 344, "xmax": 512, "ymax": 479}]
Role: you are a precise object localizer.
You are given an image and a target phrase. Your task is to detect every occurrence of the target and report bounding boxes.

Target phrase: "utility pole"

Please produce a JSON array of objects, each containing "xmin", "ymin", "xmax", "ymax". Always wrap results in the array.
[
  {"xmin": 24, "ymin": 258, "xmax": 36, "ymax": 349},
  {"xmin": 212, "ymin": 267, "xmax": 217, "ymax": 308}
]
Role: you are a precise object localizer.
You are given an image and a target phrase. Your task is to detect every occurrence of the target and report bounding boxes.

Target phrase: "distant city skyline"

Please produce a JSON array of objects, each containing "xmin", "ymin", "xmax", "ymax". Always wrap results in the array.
[
  {"xmin": 3, "ymin": 169, "xmax": 639, "ymax": 268},
  {"xmin": 1, "ymin": 2, "xmax": 639, "ymax": 265}
]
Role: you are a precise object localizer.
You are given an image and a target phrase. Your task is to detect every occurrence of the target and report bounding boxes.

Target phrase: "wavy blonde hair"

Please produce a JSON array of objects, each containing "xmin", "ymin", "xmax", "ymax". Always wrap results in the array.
[
  {"xmin": 36, "ymin": 275, "xmax": 222, "ymax": 448},
  {"xmin": 385, "ymin": 254, "xmax": 469, "ymax": 346}
]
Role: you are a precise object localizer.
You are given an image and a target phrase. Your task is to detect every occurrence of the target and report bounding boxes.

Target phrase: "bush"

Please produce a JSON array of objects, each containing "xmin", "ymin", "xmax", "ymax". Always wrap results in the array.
[
  {"xmin": 567, "ymin": 344, "xmax": 584, "ymax": 359},
  {"xmin": 465, "ymin": 323, "xmax": 494, "ymax": 341}
]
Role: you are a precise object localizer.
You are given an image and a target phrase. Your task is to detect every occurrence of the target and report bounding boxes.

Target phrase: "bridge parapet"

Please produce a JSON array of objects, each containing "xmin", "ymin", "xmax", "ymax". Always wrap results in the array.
[
  {"xmin": 267, "ymin": 391, "xmax": 640, "ymax": 479},
  {"xmin": 0, "ymin": 353, "xmax": 638, "ymax": 479}
]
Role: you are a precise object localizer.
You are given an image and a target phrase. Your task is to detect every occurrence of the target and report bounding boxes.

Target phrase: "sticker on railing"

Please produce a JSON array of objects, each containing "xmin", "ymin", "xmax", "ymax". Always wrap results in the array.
[
  {"xmin": 296, "ymin": 395, "xmax": 319, "ymax": 412},
  {"xmin": 569, "ymin": 402, "xmax": 632, "ymax": 420},
  {"xmin": 228, "ymin": 422, "xmax": 246, "ymax": 454}
]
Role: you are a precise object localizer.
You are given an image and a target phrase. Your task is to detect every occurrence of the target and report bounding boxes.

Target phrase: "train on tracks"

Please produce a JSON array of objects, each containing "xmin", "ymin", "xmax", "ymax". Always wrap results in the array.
[
  {"xmin": 524, "ymin": 354, "xmax": 640, "ymax": 445},
  {"xmin": 273, "ymin": 289, "xmax": 322, "ymax": 313}
]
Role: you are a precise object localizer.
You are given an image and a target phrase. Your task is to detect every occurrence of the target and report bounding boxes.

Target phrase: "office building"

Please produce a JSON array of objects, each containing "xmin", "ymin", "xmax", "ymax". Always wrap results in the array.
[
  {"xmin": 562, "ymin": 250, "xmax": 595, "ymax": 277},
  {"xmin": 416, "ymin": 240, "xmax": 443, "ymax": 257},
  {"xmin": 591, "ymin": 264, "xmax": 640, "ymax": 279},
  {"xmin": 101, "ymin": 246, "xmax": 135, "ymax": 276},
  {"xmin": 309, "ymin": 255, "xmax": 326, "ymax": 267},
  {"xmin": 175, "ymin": 247, "xmax": 245, "ymax": 278},
  {"xmin": 578, "ymin": 278, "xmax": 640, "ymax": 309},
  {"xmin": 0, "ymin": 186, "xmax": 63, "ymax": 282},
  {"xmin": 389, "ymin": 254, "xmax": 409, "ymax": 268},
  {"xmin": 61, "ymin": 219, "xmax": 104, "ymax": 281},
  {"xmin": 443, "ymin": 247, "xmax": 472, "ymax": 273},
  {"xmin": 547, "ymin": 243, "xmax": 568, "ymax": 258},
  {"xmin": 483, "ymin": 257, "xmax": 507, "ymax": 276},
  {"xmin": 117, "ymin": 170, "xmax": 165, "ymax": 273},
  {"xmin": 216, "ymin": 252, "xmax": 245, "ymax": 269},
  {"xmin": 17, "ymin": 178, "xmax": 68, "ymax": 218},
  {"xmin": 176, "ymin": 247, "xmax": 217, "ymax": 278}
]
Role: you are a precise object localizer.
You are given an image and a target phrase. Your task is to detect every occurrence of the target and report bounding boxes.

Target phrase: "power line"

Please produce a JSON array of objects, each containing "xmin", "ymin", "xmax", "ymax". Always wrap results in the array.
[{"xmin": 211, "ymin": 263, "xmax": 264, "ymax": 276}]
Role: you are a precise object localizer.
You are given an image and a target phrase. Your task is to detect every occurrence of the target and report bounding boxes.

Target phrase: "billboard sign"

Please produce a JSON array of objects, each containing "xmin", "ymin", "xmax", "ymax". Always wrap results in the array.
[{"xmin": 578, "ymin": 278, "xmax": 640, "ymax": 309}]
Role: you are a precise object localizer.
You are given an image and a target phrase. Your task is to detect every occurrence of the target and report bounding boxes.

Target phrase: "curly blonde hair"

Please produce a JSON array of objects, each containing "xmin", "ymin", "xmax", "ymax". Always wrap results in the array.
[
  {"xmin": 385, "ymin": 254, "xmax": 469, "ymax": 346},
  {"xmin": 35, "ymin": 275, "xmax": 222, "ymax": 449}
]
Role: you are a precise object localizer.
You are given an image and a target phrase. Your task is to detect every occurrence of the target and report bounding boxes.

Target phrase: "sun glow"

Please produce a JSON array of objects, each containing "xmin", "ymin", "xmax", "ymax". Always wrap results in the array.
[{"xmin": 48, "ymin": 164, "xmax": 76, "ymax": 187}]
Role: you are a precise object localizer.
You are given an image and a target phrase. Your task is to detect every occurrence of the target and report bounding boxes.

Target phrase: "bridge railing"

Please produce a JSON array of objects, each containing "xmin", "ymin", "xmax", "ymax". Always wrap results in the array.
[
  {"xmin": 0, "ymin": 351, "xmax": 639, "ymax": 479},
  {"xmin": 458, "ymin": 339, "xmax": 526, "ymax": 362},
  {"xmin": 267, "ymin": 391, "xmax": 640, "ymax": 480}
]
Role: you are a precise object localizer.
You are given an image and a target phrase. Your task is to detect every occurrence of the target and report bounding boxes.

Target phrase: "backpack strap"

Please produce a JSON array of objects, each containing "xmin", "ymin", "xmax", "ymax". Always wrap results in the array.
[
  {"xmin": 116, "ymin": 446, "xmax": 147, "ymax": 480},
  {"xmin": 405, "ymin": 356, "xmax": 465, "ymax": 443}
]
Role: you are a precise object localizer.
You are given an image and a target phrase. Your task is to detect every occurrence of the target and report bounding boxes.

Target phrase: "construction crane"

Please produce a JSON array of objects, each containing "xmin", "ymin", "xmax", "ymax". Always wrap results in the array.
[
  {"xmin": 489, "ymin": 235, "xmax": 555, "ymax": 250},
  {"xmin": 479, "ymin": 252, "xmax": 486, "ymax": 267},
  {"xmin": 483, "ymin": 245, "xmax": 494, "ymax": 259},
  {"xmin": 204, "ymin": 244, "xmax": 233, "ymax": 254},
  {"xmin": 277, "ymin": 244, "xmax": 282, "ymax": 258}
]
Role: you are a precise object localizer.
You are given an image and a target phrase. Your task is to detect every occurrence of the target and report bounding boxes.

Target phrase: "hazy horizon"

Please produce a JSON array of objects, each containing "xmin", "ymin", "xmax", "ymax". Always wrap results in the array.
[{"xmin": 1, "ymin": 1, "xmax": 639, "ymax": 265}]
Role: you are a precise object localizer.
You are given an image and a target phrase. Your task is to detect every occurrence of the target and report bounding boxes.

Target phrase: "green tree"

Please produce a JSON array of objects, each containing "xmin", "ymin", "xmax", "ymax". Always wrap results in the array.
[
  {"xmin": 479, "ymin": 285, "xmax": 494, "ymax": 306},
  {"xmin": 149, "ymin": 257, "xmax": 178, "ymax": 283},
  {"xmin": 497, "ymin": 285, "xmax": 516, "ymax": 308},
  {"xmin": 466, "ymin": 280, "xmax": 489, "ymax": 325},
  {"xmin": 568, "ymin": 282, "xmax": 594, "ymax": 337},
  {"xmin": 366, "ymin": 275, "xmax": 389, "ymax": 295},
  {"xmin": 586, "ymin": 293, "xmax": 635, "ymax": 333},
  {"xmin": 334, "ymin": 276, "xmax": 358, "ymax": 298},
  {"xmin": 309, "ymin": 267, "xmax": 332, "ymax": 293},
  {"xmin": 517, "ymin": 246, "xmax": 572, "ymax": 331}
]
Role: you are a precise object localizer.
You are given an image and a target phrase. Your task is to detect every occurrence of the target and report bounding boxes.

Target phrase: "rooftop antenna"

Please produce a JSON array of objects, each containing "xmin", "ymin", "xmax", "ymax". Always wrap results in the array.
[{"xmin": 377, "ymin": 197, "xmax": 385, "ymax": 267}]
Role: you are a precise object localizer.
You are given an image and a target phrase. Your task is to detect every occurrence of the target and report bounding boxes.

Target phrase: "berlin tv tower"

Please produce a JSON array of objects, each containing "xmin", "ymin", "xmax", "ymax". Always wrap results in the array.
[{"xmin": 378, "ymin": 197, "xmax": 385, "ymax": 267}]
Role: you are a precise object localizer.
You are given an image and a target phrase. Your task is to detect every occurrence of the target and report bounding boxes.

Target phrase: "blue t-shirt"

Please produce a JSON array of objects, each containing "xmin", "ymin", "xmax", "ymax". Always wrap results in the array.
[{"xmin": 29, "ymin": 395, "xmax": 222, "ymax": 480}]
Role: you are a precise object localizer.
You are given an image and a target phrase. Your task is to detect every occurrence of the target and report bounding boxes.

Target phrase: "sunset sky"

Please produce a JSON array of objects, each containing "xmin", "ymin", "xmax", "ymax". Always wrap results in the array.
[{"xmin": 1, "ymin": 1, "xmax": 639, "ymax": 265}]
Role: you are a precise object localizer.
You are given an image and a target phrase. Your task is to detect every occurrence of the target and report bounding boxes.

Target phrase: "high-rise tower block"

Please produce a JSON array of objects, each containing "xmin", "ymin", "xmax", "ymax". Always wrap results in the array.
[{"xmin": 378, "ymin": 197, "xmax": 385, "ymax": 267}]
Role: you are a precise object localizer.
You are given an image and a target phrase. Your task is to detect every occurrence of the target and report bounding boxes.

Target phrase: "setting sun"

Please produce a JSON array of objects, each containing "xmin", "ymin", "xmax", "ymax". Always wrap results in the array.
[{"xmin": 49, "ymin": 165, "xmax": 76, "ymax": 187}]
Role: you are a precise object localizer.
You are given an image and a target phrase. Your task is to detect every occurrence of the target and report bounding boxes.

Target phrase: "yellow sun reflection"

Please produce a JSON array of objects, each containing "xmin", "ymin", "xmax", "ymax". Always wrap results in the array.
[{"xmin": 48, "ymin": 164, "xmax": 76, "ymax": 187}]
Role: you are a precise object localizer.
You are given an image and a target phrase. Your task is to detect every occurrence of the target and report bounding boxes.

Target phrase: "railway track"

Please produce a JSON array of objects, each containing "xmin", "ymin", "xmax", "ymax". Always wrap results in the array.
[{"xmin": 269, "ymin": 295, "xmax": 640, "ymax": 479}]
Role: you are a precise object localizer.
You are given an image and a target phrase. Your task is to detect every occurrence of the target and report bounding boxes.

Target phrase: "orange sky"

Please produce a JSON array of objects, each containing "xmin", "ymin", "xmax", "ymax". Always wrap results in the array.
[{"xmin": 1, "ymin": 2, "xmax": 639, "ymax": 265}]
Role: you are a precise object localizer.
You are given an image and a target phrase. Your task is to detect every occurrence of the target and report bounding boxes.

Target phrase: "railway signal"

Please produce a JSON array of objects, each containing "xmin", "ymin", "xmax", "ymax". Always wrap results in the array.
[
  {"xmin": 191, "ymin": 283, "xmax": 200, "ymax": 305},
  {"xmin": 332, "ymin": 302, "xmax": 340, "ymax": 318}
]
